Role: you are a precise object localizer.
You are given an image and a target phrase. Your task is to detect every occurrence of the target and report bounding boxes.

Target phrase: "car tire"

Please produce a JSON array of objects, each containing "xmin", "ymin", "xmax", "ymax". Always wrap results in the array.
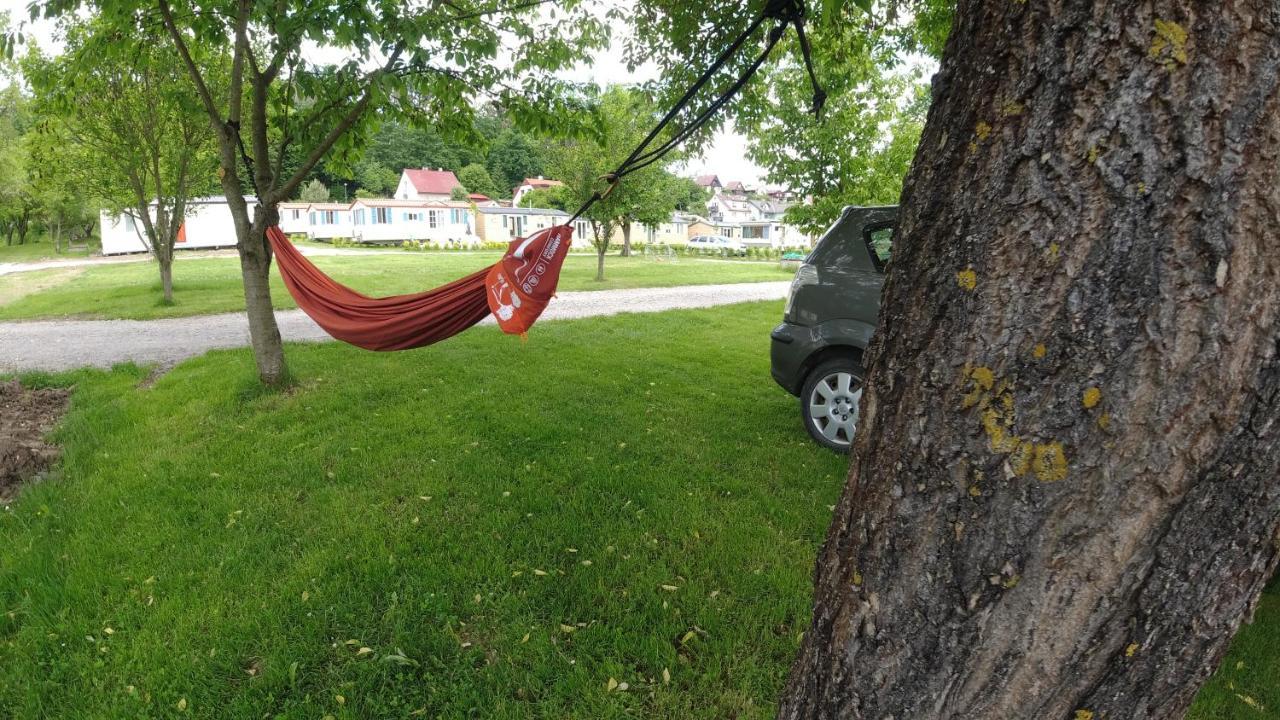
[{"xmin": 800, "ymin": 357, "xmax": 865, "ymax": 453}]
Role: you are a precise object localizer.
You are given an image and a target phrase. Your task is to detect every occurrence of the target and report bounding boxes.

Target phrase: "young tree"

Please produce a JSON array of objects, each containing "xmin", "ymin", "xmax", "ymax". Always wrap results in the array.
[
  {"xmin": 298, "ymin": 179, "xmax": 330, "ymax": 203},
  {"xmin": 22, "ymin": 0, "xmax": 605, "ymax": 386},
  {"xmin": 772, "ymin": 2, "xmax": 1280, "ymax": 718},
  {"xmin": 456, "ymin": 163, "xmax": 498, "ymax": 200},
  {"xmin": 24, "ymin": 24, "xmax": 214, "ymax": 303},
  {"xmin": 550, "ymin": 86, "xmax": 681, "ymax": 276},
  {"xmin": 517, "ymin": 184, "xmax": 569, "ymax": 211}
]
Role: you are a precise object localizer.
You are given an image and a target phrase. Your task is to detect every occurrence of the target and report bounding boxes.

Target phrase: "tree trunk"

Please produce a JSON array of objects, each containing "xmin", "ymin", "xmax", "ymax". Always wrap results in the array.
[
  {"xmin": 158, "ymin": 255, "xmax": 174, "ymax": 305},
  {"xmin": 780, "ymin": 2, "xmax": 1280, "ymax": 719},
  {"xmin": 595, "ymin": 246, "xmax": 606, "ymax": 282},
  {"xmin": 53, "ymin": 217, "xmax": 62, "ymax": 254},
  {"xmin": 620, "ymin": 220, "xmax": 632, "ymax": 257},
  {"xmin": 239, "ymin": 207, "xmax": 287, "ymax": 386}
]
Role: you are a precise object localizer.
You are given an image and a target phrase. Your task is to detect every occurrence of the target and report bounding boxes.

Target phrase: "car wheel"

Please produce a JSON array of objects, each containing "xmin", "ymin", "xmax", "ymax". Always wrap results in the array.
[{"xmin": 800, "ymin": 358, "xmax": 864, "ymax": 453}]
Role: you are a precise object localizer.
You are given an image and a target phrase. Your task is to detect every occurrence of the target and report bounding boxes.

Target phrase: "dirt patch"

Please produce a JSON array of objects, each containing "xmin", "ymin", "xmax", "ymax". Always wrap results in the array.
[
  {"xmin": 0, "ymin": 380, "xmax": 71, "ymax": 503},
  {"xmin": 0, "ymin": 267, "xmax": 84, "ymax": 307}
]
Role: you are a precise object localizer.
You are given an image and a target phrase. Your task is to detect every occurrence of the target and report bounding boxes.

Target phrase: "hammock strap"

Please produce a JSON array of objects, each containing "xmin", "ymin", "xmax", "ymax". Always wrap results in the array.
[{"xmin": 567, "ymin": 0, "xmax": 823, "ymax": 225}]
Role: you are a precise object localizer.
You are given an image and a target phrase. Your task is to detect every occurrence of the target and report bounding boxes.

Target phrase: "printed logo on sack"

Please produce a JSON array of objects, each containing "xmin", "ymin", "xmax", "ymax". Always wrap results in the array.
[{"xmin": 485, "ymin": 225, "xmax": 575, "ymax": 336}]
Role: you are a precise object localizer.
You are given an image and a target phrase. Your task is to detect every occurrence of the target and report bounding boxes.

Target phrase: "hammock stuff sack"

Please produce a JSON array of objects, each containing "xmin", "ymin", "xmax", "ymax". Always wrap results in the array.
[{"xmin": 265, "ymin": 224, "xmax": 573, "ymax": 351}]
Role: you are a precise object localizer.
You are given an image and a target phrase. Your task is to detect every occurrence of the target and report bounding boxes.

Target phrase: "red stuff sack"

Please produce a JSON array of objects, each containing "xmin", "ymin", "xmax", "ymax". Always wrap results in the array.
[{"xmin": 485, "ymin": 224, "xmax": 574, "ymax": 336}]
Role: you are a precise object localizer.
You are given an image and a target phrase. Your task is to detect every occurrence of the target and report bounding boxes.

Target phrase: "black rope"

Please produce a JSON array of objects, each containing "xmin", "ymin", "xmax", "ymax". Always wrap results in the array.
[{"xmin": 566, "ymin": 0, "xmax": 823, "ymax": 225}]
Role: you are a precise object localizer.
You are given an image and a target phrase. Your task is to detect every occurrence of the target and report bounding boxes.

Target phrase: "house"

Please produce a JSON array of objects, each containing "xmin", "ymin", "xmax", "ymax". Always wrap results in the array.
[
  {"xmin": 641, "ymin": 212, "xmax": 695, "ymax": 245},
  {"xmin": 395, "ymin": 168, "xmax": 462, "ymax": 201},
  {"xmin": 739, "ymin": 220, "xmax": 808, "ymax": 248},
  {"xmin": 511, "ymin": 176, "xmax": 564, "ymax": 206},
  {"xmin": 278, "ymin": 201, "xmax": 311, "ymax": 234},
  {"xmin": 100, "ymin": 197, "xmax": 244, "ymax": 255},
  {"xmin": 468, "ymin": 193, "xmax": 499, "ymax": 206},
  {"xmin": 706, "ymin": 193, "xmax": 758, "ymax": 223},
  {"xmin": 475, "ymin": 207, "xmax": 571, "ymax": 245},
  {"xmin": 723, "ymin": 180, "xmax": 747, "ymax": 194},
  {"xmin": 306, "ymin": 202, "xmax": 355, "ymax": 240},
  {"xmin": 748, "ymin": 198, "xmax": 792, "ymax": 221},
  {"xmin": 349, "ymin": 199, "xmax": 477, "ymax": 245},
  {"xmin": 693, "ymin": 174, "xmax": 722, "ymax": 191}
]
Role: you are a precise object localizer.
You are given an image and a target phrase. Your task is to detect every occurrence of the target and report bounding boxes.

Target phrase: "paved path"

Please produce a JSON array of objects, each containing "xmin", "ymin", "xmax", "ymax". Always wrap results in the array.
[{"xmin": 0, "ymin": 281, "xmax": 790, "ymax": 372}]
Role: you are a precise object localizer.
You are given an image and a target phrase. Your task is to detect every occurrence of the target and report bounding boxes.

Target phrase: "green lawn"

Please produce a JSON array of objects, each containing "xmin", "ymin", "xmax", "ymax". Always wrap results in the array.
[
  {"xmin": 0, "ymin": 251, "xmax": 792, "ymax": 321},
  {"xmin": 0, "ymin": 237, "xmax": 98, "ymax": 263},
  {"xmin": 0, "ymin": 301, "xmax": 1272, "ymax": 718}
]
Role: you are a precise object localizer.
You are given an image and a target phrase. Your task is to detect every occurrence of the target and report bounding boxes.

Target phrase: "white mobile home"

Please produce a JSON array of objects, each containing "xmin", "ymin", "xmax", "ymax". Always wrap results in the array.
[
  {"xmin": 350, "ymin": 199, "xmax": 477, "ymax": 246},
  {"xmin": 278, "ymin": 202, "xmax": 311, "ymax": 234},
  {"xmin": 306, "ymin": 203, "xmax": 354, "ymax": 240},
  {"xmin": 100, "ymin": 197, "xmax": 243, "ymax": 255}
]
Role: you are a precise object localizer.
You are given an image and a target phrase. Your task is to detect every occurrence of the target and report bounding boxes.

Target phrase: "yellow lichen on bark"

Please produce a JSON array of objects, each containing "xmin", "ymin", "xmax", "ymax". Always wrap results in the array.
[
  {"xmin": 1082, "ymin": 386, "xmax": 1102, "ymax": 409},
  {"xmin": 956, "ymin": 268, "xmax": 978, "ymax": 291},
  {"xmin": 1150, "ymin": 18, "xmax": 1189, "ymax": 69},
  {"xmin": 975, "ymin": 121, "xmax": 992, "ymax": 141},
  {"xmin": 1033, "ymin": 442, "xmax": 1068, "ymax": 482},
  {"xmin": 1075, "ymin": 711, "xmax": 1095, "ymax": 720},
  {"xmin": 1032, "ymin": 343, "xmax": 1047, "ymax": 359},
  {"xmin": 960, "ymin": 368, "xmax": 1069, "ymax": 482}
]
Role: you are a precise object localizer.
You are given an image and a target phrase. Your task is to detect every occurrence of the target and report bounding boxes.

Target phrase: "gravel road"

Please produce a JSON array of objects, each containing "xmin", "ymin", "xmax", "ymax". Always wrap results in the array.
[{"xmin": 0, "ymin": 281, "xmax": 790, "ymax": 372}]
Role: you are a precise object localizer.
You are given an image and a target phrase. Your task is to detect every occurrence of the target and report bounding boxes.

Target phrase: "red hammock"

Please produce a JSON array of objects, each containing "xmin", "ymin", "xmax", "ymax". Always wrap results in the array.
[{"xmin": 265, "ymin": 225, "xmax": 573, "ymax": 351}]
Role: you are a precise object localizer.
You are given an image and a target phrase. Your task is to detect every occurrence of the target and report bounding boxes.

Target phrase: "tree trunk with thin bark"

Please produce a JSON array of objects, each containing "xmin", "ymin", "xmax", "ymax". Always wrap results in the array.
[
  {"xmin": 779, "ymin": 2, "xmax": 1280, "ymax": 719},
  {"xmin": 621, "ymin": 220, "xmax": 632, "ymax": 257}
]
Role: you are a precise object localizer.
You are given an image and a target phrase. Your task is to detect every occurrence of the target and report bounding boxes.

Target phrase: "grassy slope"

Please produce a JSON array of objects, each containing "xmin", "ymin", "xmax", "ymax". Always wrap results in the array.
[
  {"xmin": 0, "ymin": 301, "xmax": 1271, "ymax": 718},
  {"xmin": 0, "ymin": 252, "xmax": 792, "ymax": 321}
]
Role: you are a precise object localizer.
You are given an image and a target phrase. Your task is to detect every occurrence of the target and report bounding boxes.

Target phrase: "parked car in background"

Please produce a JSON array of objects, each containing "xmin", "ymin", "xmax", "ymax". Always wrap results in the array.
[
  {"xmin": 769, "ymin": 205, "xmax": 896, "ymax": 452},
  {"xmin": 688, "ymin": 234, "xmax": 747, "ymax": 256}
]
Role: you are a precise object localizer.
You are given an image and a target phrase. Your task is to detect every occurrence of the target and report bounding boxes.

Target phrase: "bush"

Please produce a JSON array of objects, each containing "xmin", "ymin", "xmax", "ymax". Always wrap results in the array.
[{"xmin": 331, "ymin": 237, "xmax": 355, "ymax": 248}]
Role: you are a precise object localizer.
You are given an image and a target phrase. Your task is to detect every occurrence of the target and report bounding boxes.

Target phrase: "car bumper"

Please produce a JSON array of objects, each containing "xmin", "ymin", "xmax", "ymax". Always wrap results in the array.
[{"xmin": 770, "ymin": 321, "xmax": 807, "ymax": 396}]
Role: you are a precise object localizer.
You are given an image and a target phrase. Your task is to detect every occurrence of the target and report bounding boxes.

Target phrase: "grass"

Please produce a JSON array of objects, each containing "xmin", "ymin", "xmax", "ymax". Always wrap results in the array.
[
  {"xmin": 0, "ymin": 301, "xmax": 1272, "ymax": 718},
  {"xmin": 0, "ymin": 237, "xmax": 99, "ymax": 263},
  {"xmin": 0, "ymin": 251, "xmax": 793, "ymax": 321},
  {"xmin": 0, "ymin": 301, "xmax": 847, "ymax": 718}
]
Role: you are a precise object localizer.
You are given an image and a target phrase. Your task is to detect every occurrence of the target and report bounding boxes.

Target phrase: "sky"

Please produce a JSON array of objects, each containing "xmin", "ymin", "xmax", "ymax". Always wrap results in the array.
[{"xmin": 2, "ymin": 0, "xmax": 770, "ymax": 185}]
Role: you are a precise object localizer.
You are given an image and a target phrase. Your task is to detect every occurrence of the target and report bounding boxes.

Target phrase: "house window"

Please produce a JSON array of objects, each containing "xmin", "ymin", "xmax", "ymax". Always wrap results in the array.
[
  {"xmin": 323, "ymin": 210, "xmax": 337, "ymax": 225},
  {"xmin": 372, "ymin": 207, "xmax": 392, "ymax": 224},
  {"xmin": 123, "ymin": 214, "xmax": 136, "ymax": 232},
  {"xmin": 291, "ymin": 209, "xmax": 300, "ymax": 220},
  {"xmin": 309, "ymin": 211, "xmax": 316, "ymax": 225},
  {"xmin": 354, "ymin": 209, "xmax": 365, "ymax": 225},
  {"xmin": 428, "ymin": 210, "xmax": 439, "ymax": 229}
]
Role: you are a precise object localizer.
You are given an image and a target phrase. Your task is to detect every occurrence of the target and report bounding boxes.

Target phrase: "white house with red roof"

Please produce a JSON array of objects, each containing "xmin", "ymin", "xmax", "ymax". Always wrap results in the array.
[
  {"xmin": 395, "ymin": 167, "xmax": 463, "ymax": 201},
  {"xmin": 511, "ymin": 176, "xmax": 564, "ymax": 206},
  {"xmin": 348, "ymin": 198, "xmax": 477, "ymax": 245}
]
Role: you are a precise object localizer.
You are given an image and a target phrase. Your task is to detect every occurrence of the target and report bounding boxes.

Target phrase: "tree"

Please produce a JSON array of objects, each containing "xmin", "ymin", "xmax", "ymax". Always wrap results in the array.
[
  {"xmin": 773, "ymin": 2, "xmax": 1280, "ymax": 718},
  {"xmin": 517, "ymin": 184, "xmax": 569, "ymax": 211},
  {"xmin": 24, "ymin": 23, "xmax": 214, "ymax": 303},
  {"xmin": 0, "ymin": 67, "xmax": 36, "ymax": 247},
  {"xmin": 21, "ymin": 0, "xmax": 606, "ymax": 386},
  {"xmin": 549, "ymin": 86, "xmax": 681, "ymax": 277},
  {"xmin": 736, "ymin": 16, "xmax": 930, "ymax": 237},
  {"xmin": 669, "ymin": 175, "xmax": 708, "ymax": 218},
  {"xmin": 486, "ymin": 128, "xmax": 545, "ymax": 196},
  {"xmin": 298, "ymin": 179, "xmax": 330, "ymax": 203},
  {"xmin": 353, "ymin": 159, "xmax": 397, "ymax": 197},
  {"xmin": 456, "ymin": 162, "xmax": 498, "ymax": 200},
  {"xmin": 448, "ymin": 186, "xmax": 469, "ymax": 201}
]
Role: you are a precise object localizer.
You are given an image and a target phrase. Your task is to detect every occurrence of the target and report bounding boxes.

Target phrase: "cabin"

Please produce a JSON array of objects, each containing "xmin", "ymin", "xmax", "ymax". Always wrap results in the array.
[
  {"xmin": 306, "ymin": 203, "xmax": 355, "ymax": 240},
  {"xmin": 476, "ymin": 207, "xmax": 572, "ymax": 245},
  {"xmin": 349, "ymin": 199, "xmax": 477, "ymax": 246}
]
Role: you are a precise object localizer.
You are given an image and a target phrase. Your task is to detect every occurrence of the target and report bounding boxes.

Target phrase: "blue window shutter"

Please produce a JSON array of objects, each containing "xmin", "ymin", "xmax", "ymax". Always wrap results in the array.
[{"xmin": 309, "ymin": 212, "xmax": 315, "ymax": 225}]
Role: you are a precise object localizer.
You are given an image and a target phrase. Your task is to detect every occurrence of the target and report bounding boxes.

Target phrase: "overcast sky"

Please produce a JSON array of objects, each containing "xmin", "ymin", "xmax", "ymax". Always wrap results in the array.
[{"xmin": 3, "ymin": 0, "xmax": 768, "ymax": 184}]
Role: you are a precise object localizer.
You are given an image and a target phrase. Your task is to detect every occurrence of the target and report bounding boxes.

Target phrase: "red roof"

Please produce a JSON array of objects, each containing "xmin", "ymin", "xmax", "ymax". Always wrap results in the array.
[
  {"xmin": 468, "ymin": 193, "xmax": 491, "ymax": 201},
  {"xmin": 403, "ymin": 168, "xmax": 461, "ymax": 195},
  {"xmin": 694, "ymin": 174, "xmax": 721, "ymax": 187}
]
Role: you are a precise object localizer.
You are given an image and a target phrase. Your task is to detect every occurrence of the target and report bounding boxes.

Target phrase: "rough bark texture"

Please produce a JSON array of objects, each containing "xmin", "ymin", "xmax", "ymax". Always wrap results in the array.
[
  {"xmin": 621, "ymin": 220, "xmax": 633, "ymax": 257},
  {"xmin": 780, "ymin": 2, "xmax": 1280, "ymax": 719}
]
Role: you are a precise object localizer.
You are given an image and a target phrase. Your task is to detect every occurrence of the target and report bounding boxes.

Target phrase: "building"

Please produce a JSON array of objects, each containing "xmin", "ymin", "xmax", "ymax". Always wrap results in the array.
[
  {"xmin": 348, "ymin": 199, "xmax": 477, "ymax": 245},
  {"xmin": 511, "ymin": 176, "xmax": 564, "ymax": 206},
  {"xmin": 100, "ymin": 197, "xmax": 244, "ymax": 255},
  {"xmin": 693, "ymin": 174, "xmax": 722, "ymax": 191},
  {"xmin": 395, "ymin": 168, "xmax": 463, "ymax": 201},
  {"xmin": 278, "ymin": 201, "xmax": 311, "ymax": 234},
  {"xmin": 706, "ymin": 193, "xmax": 759, "ymax": 223},
  {"xmin": 475, "ymin": 207, "xmax": 571, "ymax": 245},
  {"xmin": 641, "ymin": 213, "xmax": 695, "ymax": 245},
  {"xmin": 306, "ymin": 202, "xmax": 354, "ymax": 240}
]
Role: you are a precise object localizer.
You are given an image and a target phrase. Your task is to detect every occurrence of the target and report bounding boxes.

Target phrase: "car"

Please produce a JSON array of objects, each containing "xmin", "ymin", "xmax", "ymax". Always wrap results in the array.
[
  {"xmin": 687, "ymin": 234, "xmax": 747, "ymax": 256},
  {"xmin": 770, "ymin": 205, "xmax": 896, "ymax": 452}
]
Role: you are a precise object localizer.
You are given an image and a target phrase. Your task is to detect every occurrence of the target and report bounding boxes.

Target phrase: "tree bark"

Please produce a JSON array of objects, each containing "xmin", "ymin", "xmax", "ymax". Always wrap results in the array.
[
  {"xmin": 240, "ymin": 205, "xmax": 287, "ymax": 386},
  {"xmin": 780, "ymin": 2, "xmax": 1280, "ymax": 719},
  {"xmin": 621, "ymin": 220, "xmax": 632, "ymax": 257},
  {"xmin": 159, "ymin": 256, "xmax": 174, "ymax": 305}
]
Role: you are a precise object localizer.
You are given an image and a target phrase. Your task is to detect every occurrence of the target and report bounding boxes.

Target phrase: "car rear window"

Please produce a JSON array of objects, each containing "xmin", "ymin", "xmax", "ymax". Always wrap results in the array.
[{"xmin": 865, "ymin": 224, "xmax": 893, "ymax": 272}]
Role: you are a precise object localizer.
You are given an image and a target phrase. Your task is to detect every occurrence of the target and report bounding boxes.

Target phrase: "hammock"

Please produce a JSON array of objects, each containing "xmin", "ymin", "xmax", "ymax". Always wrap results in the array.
[
  {"xmin": 266, "ymin": 224, "xmax": 573, "ymax": 350},
  {"xmin": 263, "ymin": 0, "xmax": 819, "ymax": 351}
]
